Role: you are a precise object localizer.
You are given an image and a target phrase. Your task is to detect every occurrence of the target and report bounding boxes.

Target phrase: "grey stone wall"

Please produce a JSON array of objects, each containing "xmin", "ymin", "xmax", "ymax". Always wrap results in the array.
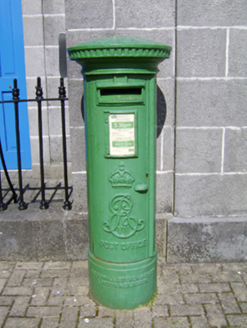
[
  {"xmin": 21, "ymin": 0, "xmax": 247, "ymax": 216},
  {"xmin": 65, "ymin": 0, "xmax": 247, "ymax": 220},
  {"xmin": 175, "ymin": 0, "xmax": 247, "ymax": 217},
  {"xmin": 17, "ymin": 0, "xmax": 247, "ymax": 262},
  {"xmin": 65, "ymin": 0, "xmax": 176, "ymax": 213},
  {"xmin": 22, "ymin": 0, "xmax": 71, "ymax": 179}
]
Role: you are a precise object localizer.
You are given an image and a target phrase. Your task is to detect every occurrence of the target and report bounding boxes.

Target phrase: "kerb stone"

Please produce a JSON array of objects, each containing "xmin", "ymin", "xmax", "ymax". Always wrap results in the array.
[{"xmin": 167, "ymin": 217, "xmax": 247, "ymax": 263}]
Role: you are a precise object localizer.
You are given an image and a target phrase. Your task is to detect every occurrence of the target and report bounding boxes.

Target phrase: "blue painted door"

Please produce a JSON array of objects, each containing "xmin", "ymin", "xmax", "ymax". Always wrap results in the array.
[{"xmin": 0, "ymin": 0, "xmax": 31, "ymax": 169}]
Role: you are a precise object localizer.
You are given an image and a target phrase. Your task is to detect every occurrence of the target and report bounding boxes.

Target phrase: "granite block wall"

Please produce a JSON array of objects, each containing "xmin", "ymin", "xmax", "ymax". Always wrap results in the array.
[
  {"xmin": 175, "ymin": 0, "xmax": 247, "ymax": 217},
  {"xmin": 65, "ymin": 0, "xmax": 176, "ymax": 212},
  {"xmin": 13, "ymin": 0, "xmax": 247, "ymax": 261},
  {"xmin": 22, "ymin": 0, "xmax": 71, "ymax": 179},
  {"xmin": 20, "ymin": 0, "xmax": 247, "ymax": 217},
  {"xmin": 65, "ymin": 0, "xmax": 247, "ymax": 219}
]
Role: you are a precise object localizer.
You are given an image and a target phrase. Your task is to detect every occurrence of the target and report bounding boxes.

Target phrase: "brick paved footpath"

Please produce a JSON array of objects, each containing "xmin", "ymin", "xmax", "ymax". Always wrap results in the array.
[{"xmin": 0, "ymin": 260, "xmax": 246, "ymax": 327}]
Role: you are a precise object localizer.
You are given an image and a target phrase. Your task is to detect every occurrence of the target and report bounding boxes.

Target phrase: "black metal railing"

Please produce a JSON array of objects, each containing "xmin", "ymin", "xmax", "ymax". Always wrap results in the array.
[{"xmin": 0, "ymin": 77, "xmax": 72, "ymax": 211}]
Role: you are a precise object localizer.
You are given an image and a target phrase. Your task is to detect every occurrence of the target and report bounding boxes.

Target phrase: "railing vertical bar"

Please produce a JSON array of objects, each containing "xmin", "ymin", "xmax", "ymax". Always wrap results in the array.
[
  {"xmin": 59, "ymin": 78, "xmax": 72, "ymax": 210},
  {"xmin": 13, "ymin": 79, "xmax": 28, "ymax": 210},
  {"xmin": 36, "ymin": 77, "xmax": 48, "ymax": 210}
]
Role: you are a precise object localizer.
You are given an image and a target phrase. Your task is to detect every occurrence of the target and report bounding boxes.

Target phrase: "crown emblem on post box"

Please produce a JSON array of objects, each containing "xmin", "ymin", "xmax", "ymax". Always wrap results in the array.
[{"xmin": 109, "ymin": 162, "xmax": 135, "ymax": 188}]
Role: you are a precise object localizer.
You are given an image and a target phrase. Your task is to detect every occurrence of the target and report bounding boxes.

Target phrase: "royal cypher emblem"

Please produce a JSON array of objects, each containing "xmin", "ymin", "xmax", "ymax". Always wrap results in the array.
[
  {"xmin": 104, "ymin": 162, "xmax": 144, "ymax": 238},
  {"xmin": 103, "ymin": 194, "xmax": 145, "ymax": 239}
]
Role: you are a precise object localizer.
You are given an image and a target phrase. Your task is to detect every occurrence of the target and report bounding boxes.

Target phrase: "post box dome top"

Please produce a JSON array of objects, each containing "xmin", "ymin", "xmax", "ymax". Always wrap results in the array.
[{"xmin": 68, "ymin": 36, "xmax": 171, "ymax": 66}]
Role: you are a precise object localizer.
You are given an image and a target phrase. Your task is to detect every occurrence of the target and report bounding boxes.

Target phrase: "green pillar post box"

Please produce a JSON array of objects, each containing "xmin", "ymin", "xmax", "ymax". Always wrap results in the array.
[{"xmin": 68, "ymin": 37, "xmax": 171, "ymax": 309}]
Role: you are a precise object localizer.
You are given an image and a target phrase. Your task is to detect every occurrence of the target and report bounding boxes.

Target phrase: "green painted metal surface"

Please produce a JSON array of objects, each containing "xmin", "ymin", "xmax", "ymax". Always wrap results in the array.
[{"xmin": 68, "ymin": 36, "xmax": 171, "ymax": 309}]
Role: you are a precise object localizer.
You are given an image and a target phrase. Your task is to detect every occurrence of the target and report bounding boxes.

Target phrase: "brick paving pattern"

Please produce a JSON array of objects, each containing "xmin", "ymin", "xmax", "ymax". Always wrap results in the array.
[{"xmin": 0, "ymin": 260, "xmax": 246, "ymax": 327}]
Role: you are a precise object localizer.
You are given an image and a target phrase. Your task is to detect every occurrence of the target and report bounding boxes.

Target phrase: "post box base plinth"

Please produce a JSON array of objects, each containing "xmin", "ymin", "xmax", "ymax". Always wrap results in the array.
[{"xmin": 88, "ymin": 249, "xmax": 157, "ymax": 310}]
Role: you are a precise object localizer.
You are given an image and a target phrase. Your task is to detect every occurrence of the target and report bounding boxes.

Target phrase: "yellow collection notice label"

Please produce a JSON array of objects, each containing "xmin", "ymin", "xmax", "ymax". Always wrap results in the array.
[{"xmin": 109, "ymin": 114, "xmax": 135, "ymax": 156}]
